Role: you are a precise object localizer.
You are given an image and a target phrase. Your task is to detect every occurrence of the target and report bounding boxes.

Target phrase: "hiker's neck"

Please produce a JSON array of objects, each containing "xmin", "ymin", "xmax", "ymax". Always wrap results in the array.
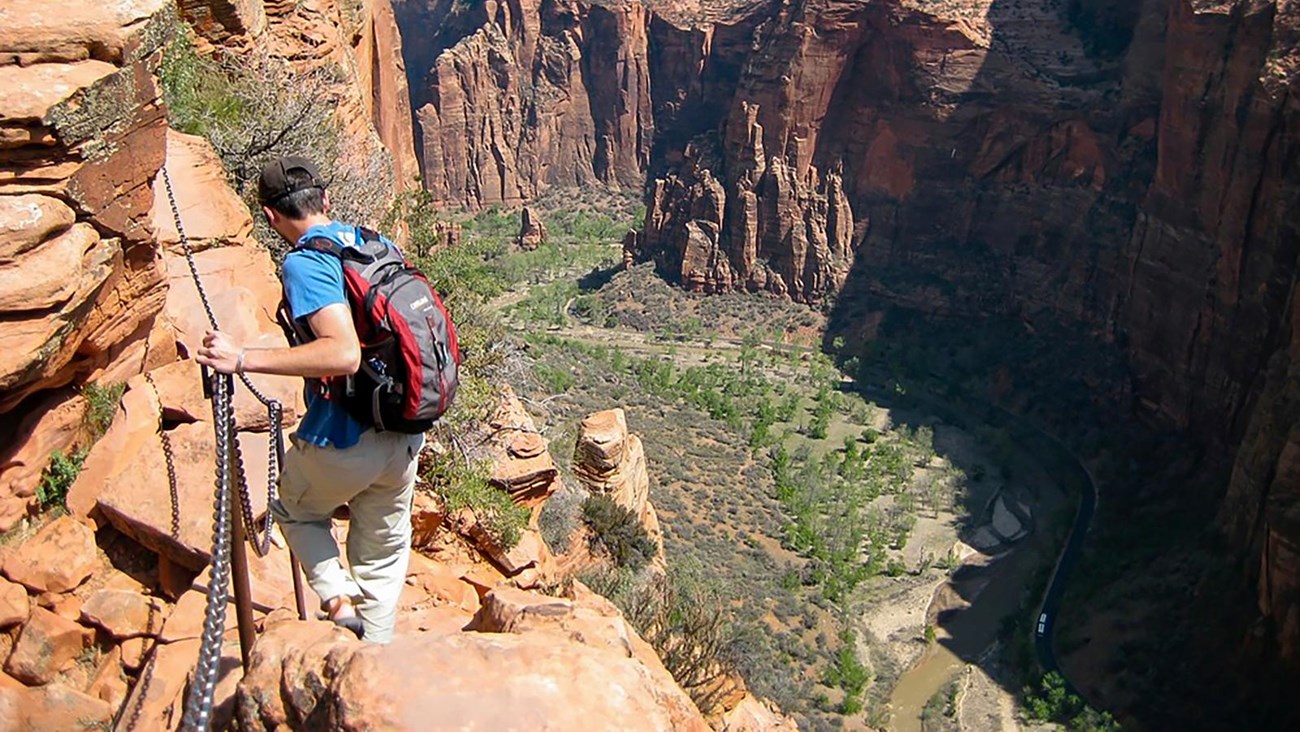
[{"xmin": 280, "ymin": 212, "xmax": 333, "ymax": 243}]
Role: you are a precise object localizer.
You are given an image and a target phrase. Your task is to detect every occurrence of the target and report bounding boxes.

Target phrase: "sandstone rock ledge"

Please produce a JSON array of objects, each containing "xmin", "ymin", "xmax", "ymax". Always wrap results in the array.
[{"xmin": 236, "ymin": 586, "xmax": 709, "ymax": 731}]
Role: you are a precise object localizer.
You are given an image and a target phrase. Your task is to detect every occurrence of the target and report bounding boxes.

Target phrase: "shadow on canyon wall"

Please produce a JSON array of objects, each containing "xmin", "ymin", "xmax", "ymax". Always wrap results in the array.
[{"xmin": 820, "ymin": 0, "xmax": 1299, "ymax": 729}]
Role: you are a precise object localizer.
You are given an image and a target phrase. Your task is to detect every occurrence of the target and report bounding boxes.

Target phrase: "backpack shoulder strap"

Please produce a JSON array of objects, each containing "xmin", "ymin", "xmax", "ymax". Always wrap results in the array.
[
  {"xmin": 294, "ymin": 232, "xmax": 376, "ymax": 263},
  {"xmin": 294, "ymin": 235, "xmax": 345, "ymax": 258}
]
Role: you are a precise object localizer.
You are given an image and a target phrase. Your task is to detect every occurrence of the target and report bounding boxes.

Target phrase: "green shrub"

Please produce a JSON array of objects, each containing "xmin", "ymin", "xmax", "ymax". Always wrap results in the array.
[
  {"xmin": 538, "ymin": 484, "xmax": 585, "ymax": 553},
  {"xmin": 425, "ymin": 458, "xmax": 528, "ymax": 550},
  {"xmin": 82, "ymin": 382, "xmax": 125, "ymax": 442},
  {"xmin": 534, "ymin": 363, "xmax": 576, "ymax": 395},
  {"xmin": 1022, "ymin": 672, "xmax": 1120, "ymax": 731},
  {"xmin": 38, "ymin": 450, "xmax": 85, "ymax": 511},
  {"xmin": 158, "ymin": 27, "xmax": 238, "ymax": 137},
  {"xmin": 582, "ymin": 494, "xmax": 657, "ymax": 570},
  {"xmin": 823, "ymin": 630, "xmax": 871, "ymax": 714},
  {"xmin": 619, "ymin": 567, "xmax": 738, "ymax": 717}
]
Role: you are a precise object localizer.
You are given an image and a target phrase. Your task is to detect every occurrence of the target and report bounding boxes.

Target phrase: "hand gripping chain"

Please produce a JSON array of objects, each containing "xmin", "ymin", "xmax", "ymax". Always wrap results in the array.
[
  {"xmin": 160, "ymin": 166, "xmax": 286, "ymax": 730},
  {"xmin": 163, "ymin": 166, "xmax": 281, "ymax": 559}
]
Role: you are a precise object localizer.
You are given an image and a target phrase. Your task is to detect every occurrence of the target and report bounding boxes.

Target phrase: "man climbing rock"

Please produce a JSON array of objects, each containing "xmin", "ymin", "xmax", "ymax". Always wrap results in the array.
[{"xmin": 195, "ymin": 156, "xmax": 424, "ymax": 643}]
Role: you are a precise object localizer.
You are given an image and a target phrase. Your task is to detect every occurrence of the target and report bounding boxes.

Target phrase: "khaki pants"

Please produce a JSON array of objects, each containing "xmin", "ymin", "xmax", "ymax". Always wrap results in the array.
[{"xmin": 271, "ymin": 429, "xmax": 423, "ymax": 644}]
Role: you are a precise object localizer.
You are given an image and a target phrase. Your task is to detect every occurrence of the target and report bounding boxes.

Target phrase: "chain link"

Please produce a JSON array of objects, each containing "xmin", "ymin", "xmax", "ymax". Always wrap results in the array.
[
  {"xmin": 162, "ymin": 165, "xmax": 286, "ymax": 729},
  {"xmin": 143, "ymin": 372, "xmax": 182, "ymax": 540},
  {"xmin": 180, "ymin": 372, "xmax": 235, "ymax": 731}
]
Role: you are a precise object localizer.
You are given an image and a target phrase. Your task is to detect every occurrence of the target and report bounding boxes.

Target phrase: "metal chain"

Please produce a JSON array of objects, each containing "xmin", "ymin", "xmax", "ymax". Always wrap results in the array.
[
  {"xmin": 162, "ymin": 164, "xmax": 279, "ymax": 555},
  {"xmin": 180, "ymin": 371, "xmax": 235, "ymax": 731},
  {"xmin": 161, "ymin": 164, "xmax": 285, "ymax": 729},
  {"xmin": 143, "ymin": 372, "xmax": 182, "ymax": 539}
]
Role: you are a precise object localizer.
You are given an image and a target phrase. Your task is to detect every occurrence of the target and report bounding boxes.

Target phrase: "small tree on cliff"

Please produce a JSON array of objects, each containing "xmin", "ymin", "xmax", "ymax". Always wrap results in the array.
[{"xmin": 160, "ymin": 26, "xmax": 394, "ymax": 258}]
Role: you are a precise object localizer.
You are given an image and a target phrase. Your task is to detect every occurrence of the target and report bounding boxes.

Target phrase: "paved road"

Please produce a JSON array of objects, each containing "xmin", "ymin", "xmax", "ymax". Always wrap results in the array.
[{"xmin": 1032, "ymin": 434, "xmax": 1097, "ymax": 675}]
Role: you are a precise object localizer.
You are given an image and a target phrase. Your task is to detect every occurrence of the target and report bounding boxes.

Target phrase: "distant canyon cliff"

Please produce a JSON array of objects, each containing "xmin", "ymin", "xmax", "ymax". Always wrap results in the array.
[{"xmin": 396, "ymin": 0, "xmax": 1300, "ymax": 681}]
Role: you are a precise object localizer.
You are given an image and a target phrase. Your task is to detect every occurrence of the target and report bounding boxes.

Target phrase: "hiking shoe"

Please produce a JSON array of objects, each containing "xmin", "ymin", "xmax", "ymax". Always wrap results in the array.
[{"xmin": 332, "ymin": 615, "xmax": 364, "ymax": 640}]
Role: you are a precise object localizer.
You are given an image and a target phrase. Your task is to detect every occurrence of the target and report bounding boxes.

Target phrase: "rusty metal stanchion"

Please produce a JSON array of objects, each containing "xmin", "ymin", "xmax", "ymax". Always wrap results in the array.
[
  {"xmin": 229, "ymin": 495, "xmax": 257, "ymax": 670},
  {"xmin": 290, "ymin": 552, "xmax": 309, "ymax": 620}
]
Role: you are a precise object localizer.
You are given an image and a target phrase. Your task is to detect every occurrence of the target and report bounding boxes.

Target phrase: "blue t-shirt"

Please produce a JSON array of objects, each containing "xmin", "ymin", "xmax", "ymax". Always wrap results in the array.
[{"xmin": 282, "ymin": 221, "xmax": 390, "ymax": 449}]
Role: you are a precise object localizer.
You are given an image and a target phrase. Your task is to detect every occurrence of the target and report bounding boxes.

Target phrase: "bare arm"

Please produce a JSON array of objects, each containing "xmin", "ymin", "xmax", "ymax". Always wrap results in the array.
[{"xmin": 195, "ymin": 303, "xmax": 361, "ymax": 378}]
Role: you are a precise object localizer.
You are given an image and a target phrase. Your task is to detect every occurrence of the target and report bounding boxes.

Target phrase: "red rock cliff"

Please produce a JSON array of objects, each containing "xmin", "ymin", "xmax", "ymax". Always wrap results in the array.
[
  {"xmin": 179, "ymin": 0, "xmax": 421, "ymax": 192},
  {"xmin": 0, "ymin": 0, "xmax": 177, "ymax": 530},
  {"xmin": 395, "ymin": 0, "xmax": 657, "ymax": 207},
  {"xmin": 628, "ymin": 0, "xmax": 1300, "ymax": 677}
]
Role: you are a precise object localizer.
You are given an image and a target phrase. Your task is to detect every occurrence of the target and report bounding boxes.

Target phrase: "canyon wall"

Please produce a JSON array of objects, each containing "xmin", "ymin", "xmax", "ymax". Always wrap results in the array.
[
  {"xmin": 394, "ymin": 0, "xmax": 658, "ymax": 207},
  {"xmin": 614, "ymin": 0, "xmax": 1300, "ymax": 676},
  {"xmin": 178, "ymin": 0, "xmax": 420, "ymax": 192},
  {"xmin": 396, "ymin": 2, "xmax": 1300, "ymax": 677}
]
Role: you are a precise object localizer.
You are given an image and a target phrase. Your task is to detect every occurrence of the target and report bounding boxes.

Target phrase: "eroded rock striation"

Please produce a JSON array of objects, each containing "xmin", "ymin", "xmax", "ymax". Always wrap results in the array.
[
  {"xmin": 395, "ymin": 0, "xmax": 656, "ymax": 207},
  {"xmin": 0, "ymin": 0, "xmax": 174, "ymax": 530},
  {"xmin": 572, "ymin": 408, "xmax": 665, "ymax": 564}
]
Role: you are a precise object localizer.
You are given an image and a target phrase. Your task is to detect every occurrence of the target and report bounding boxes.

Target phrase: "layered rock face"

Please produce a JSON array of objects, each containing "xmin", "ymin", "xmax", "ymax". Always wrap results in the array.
[
  {"xmin": 0, "ymin": 0, "xmax": 424, "ymax": 533},
  {"xmin": 572, "ymin": 408, "xmax": 665, "ymax": 564},
  {"xmin": 0, "ymin": 0, "xmax": 175, "ymax": 530},
  {"xmin": 395, "ymin": 0, "xmax": 655, "ymax": 207}
]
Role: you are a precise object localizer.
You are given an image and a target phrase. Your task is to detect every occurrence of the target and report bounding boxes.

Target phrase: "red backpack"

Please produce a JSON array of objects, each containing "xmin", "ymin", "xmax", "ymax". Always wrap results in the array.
[{"xmin": 280, "ymin": 227, "xmax": 460, "ymax": 433}]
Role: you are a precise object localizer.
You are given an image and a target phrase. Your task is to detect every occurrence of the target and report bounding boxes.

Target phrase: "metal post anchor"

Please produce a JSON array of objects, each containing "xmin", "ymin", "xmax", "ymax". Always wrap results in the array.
[{"xmin": 229, "ymin": 492, "xmax": 257, "ymax": 671}]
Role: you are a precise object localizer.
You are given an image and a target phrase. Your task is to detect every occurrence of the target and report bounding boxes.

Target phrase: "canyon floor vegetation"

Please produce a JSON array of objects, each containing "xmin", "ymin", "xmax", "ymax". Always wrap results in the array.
[{"xmin": 394, "ymin": 195, "xmax": 1108, "ymax": 729}]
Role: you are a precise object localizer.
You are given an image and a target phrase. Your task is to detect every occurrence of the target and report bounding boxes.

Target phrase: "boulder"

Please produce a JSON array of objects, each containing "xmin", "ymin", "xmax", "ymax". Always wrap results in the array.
[
  {"xmin": 119, "ymin": 636, "xmax": 153, "ymax": 673},
  {"xmin": 0, "ymin": 222, "xmax": 103, "ymax": 313},
  {"xmin": 3, "ymin": 607, "xmax": 91, "ymax": 685},
  {"xmin": 719, "ymin": 693, "xmax": 800, "ymax": 731},
  {"xmin": 0, "ymin": 683, "xmax": 113, "ymax": 732},
  {"xmin": 0, "ymin": 0, "xmax": 170, "ymax": 65},
  {"xmin": 0, "ymin": 226, "xmax": 120, "ymax": 408},
  {"xmin": 455, "ymin": 512, "xmax": 554, "ymax": 581},
  {"xmin": 404, "ymin": 553, "xmax": 480, "ymax": 615},
  {"xmin": 0, "ymin": 60, "xmax": 117, "ymax": 123},
  {"xmin": 37, "ymin": 591, "xmax": 83, "ymax": 623},
  {"xmin": 150, "ymin": 130, "xmax": 255, "ymax": 254},
  {"xmin": 471, "ymin": 587, "xmax": 574, "ymax": 635},
  {"xmin": 410, "ymin": 491, "xmax": 446, "ymax": 549},
  {"xmin": 0, "ymin": 516, "xmax": 98, "ymax": 593},
  {"xmin": 0, "ymin": 194, "xmax": 75, "ymax": 262},
  {"xmin": 0, "ymin": 578, "xmax": 28, "ymax": 627},
  {"xmin": 79, "ymin": 589, "xmax": 169, "ymax": 639},
  {"xmin": 116, "ymin": 634, "xmax": 244, "ymax": 730},
  {"xmin": 85, "ymin": 646, "xmax": 129, "ymax": 711},
  {"xmin": 483, "ymin": 386, "xmax": 560, "ymax": 510},
  {"xmin": 68, "ymin": 378, "xmax": 284, "ymax": 570},
  {"xmin": 114, "ymin": 637, "xmax": 200, "ymax": 731},
  {"xmin": 0, "ymin": 392, "xmax": 86, "ymax": 530},
  {"xmin": 235, "ymin": 616, "xmax": 709, "ymax": 731}
]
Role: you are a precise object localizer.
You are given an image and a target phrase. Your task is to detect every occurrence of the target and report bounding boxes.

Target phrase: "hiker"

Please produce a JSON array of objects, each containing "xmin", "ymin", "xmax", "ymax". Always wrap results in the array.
[{"xmin": 195, "ymin": 156, "xmax": 426, "ymax": 643}]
